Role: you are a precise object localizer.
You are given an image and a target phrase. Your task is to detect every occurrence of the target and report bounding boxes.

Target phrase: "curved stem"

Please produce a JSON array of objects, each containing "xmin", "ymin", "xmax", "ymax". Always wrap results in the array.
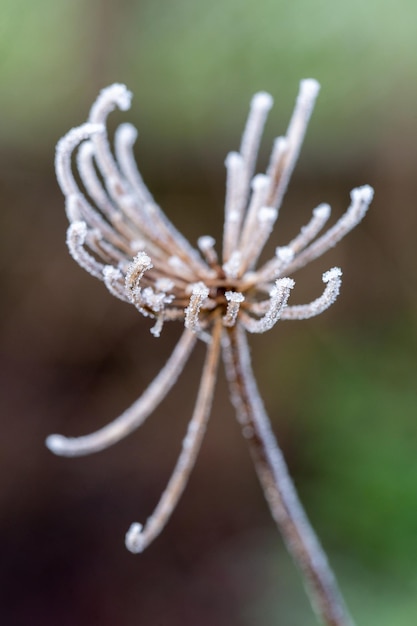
[
  {"xmin": 46, "ymin": 329, "xmax": 197, "ymax": 457},
  {"xmin": 223, "ymin": 325, "xmax": 355, "ymax": 626},
  {"xmin": 126, "ymin": 317, "xmax": 223, "ymax": 553}
]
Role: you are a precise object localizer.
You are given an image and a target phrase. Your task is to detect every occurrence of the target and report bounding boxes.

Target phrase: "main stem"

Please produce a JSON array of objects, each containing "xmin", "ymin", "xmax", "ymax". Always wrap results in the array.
[{"xmin": 224, "ymin": 325, "xmax": 355, "ymax": 626}]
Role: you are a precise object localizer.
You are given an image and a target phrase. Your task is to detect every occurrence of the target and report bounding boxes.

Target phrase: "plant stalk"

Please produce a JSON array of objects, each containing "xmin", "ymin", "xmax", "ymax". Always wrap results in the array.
[{"xmin": 223, "ymin": 325, "xmax": 355, "ymax": 626}]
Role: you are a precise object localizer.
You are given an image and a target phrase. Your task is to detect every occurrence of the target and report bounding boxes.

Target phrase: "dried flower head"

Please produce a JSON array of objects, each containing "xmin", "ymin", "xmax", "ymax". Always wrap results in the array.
[{"xmin": 47, "ymin": 80, "xmax": 373, "ymax": 626}]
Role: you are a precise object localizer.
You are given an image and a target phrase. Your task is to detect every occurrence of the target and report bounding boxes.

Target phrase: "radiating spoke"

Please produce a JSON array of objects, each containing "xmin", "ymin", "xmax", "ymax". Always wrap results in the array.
[
  {"xmin": 284, "ymin": 186, "xmax": 374, "ymax": 275},
  {"xmin": 184, "ymin": 282, "xmax": 210, "ymax": 333},
  {"xmin": 240, "ymin": 277, "xmax": 294, "ymax": 333},
  {"xmin": 266, "ymin": 79, "xmax": 320, "ymax": 209},
  {"xmin": 281, "ymin": 267, "xmax": 342, "ymax": 320},
  {"xmin": 46, "ymin": 329, "xmax": 197, "ymax": 457},
  {"xmin": 66, "ymin": 221, "xmax": 105, "ymax": 279},
  {"xmin": 126, "ymin": 318, "xmax": 222, "ymax": 553}
]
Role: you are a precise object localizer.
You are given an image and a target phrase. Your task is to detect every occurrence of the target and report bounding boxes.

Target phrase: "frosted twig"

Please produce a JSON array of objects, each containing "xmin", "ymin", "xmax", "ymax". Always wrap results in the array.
[
  {"xmin": 126, "ymin": 318, "xmax": 222, "ymax": 553},
  {"xmin": 288, "ymin": 203, "xmax": 331, "ymax": 253},
  {"xmin": 284, "ymin": 186, "xmax": 374, "ymax": 275},
  {"xmin": 267, "ymin": 79, "xmax": 320, "ymax": 210},
  {"xmin": 114, "ymin": 123, "xmax": 154, "ymax": 206},
  {"xmin": 125, "ymin": 251, "xmax": 153, "ymax": 307},
  {"xmin": 223, "ymin": 152, "xmax": 244, "ymax": 261},
  {"xmin": 224, "ymin": 326, "xmax": 355, "ymax": 626},
  {"xmin": 239, "ymin": 206, "xmax": 278, "ymax": 272},
  {"xmin": 281, "ymin": 267, "xmax": 342, "ymax": 320},
  {"xmin": 51, "ymin": 79, "xmax": 372, "ymax": 626},
  {"xmin": 76, "ymin": 141, "xmax": 118, "ymax": 222},
  {"xmin": 223, "ymin": 291, "xmax": 245, "ymax": 327},
  {"xmin": 240, "ymin": 277, "xmax": 294, "ymax": 333},
  {"xmin": 184, "ymin": 282, "xmax": 210, "ymax": 333},
  {"xmin": 55, "ymin": 123, "xmax": 104, "ymax": 197},
  {"xmin": 197, "ymin": 236, "xmax": 218, "ymax": 266},
  {"xmin": 46, "ymin": 329, "xmax": 197, "ymax": 456},
  {"xmin": 103, "ymin": 266, "xmax": 129, "ymax": 302},
  {"xmin": 66, "ymin": 221, "xmax": 105, "ymax": 279},
  {"xmin": 88, "ymin": 83, "xmax": 133, "ymax": 182},
  {"xmin": 238, "ymin": 174, "xmax": 270, "ymax": 254},
  {"xmin": 241, "ymin": 92, "xmax": 274, "ymax": 177}
]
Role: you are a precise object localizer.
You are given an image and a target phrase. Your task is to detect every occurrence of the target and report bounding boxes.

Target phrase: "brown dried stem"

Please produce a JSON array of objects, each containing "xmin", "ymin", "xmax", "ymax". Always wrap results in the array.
[{"xmin": 223, "ymin": 325, "xmax": 355, "ymax": 626}]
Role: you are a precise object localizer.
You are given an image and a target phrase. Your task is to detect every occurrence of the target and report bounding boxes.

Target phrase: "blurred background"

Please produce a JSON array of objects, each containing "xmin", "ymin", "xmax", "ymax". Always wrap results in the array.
[{"xmin": 1, "ymin": 0, "xmax": 417, "ymax": 624}]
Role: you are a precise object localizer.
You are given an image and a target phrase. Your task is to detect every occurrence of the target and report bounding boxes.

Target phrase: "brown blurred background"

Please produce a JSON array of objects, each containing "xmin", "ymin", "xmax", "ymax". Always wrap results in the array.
[{"xmin": 1, "ymin": 1, "xmax": 417, "ymax": 624}]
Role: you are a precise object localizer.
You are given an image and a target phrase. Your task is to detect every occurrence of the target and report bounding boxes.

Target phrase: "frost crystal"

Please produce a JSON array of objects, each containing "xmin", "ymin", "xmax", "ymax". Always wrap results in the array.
[{"xmin": 48, "ymin": 79, "xmax": 373, "ymax": 626}]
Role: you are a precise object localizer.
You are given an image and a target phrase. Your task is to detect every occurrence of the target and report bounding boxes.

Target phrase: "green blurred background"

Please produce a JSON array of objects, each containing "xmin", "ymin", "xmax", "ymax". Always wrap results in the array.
[{"xmin": 1, "ymin": 1, "xmax": 416, "ymax": 624}]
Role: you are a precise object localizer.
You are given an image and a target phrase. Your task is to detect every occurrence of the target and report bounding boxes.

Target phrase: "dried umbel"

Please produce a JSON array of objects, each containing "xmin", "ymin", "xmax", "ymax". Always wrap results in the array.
[{"xmin": 47, "ymin": 80, "xmax": 373, "ymax": 626}]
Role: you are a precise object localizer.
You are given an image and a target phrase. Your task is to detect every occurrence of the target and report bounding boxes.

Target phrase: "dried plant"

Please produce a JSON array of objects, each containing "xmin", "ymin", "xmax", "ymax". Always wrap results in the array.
[{"xmin": 47, "ymin": 80, "xmax": 373, "ymax": 626}]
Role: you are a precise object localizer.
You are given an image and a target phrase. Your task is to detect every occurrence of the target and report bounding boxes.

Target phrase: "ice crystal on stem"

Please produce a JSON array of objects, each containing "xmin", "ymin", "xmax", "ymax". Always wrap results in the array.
[{"xmin": 47, "ymin": 79, "xmax": 373, "ymax": 626}]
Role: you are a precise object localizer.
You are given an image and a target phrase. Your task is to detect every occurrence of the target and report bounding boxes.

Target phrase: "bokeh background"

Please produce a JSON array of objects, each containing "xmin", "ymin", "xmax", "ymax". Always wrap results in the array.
[{"xmin": 1, "ymin": 1, "xmax": 417, "ymax": 624}]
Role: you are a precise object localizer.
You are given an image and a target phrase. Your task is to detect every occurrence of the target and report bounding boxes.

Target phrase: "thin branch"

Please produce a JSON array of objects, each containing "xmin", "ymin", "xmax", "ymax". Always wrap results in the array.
[
  {"xmin": 284, "ymin": 186, "xmax": 374, "ymax": 275},
  {"xmin": 126, "ymin": 317, "xmax": 223, "ymax": 553},
  {"xmin": 46, "ymin": 329, "xmax": 197, "ymax": 456},
  {"xmin": 240, "ymin": 277, "xmax": 294, "ymax": 333},
  {"xmin": 223, "ymin": 325, "xmax": 355, "ymax": 626}
]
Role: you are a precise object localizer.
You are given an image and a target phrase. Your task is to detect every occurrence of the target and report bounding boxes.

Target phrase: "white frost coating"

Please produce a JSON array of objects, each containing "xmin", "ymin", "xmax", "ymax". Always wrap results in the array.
[
  {"xmin": 168, "ymin": 255, "xmax": 198, "ymax": 282},
  {"xmin": 88, "ymin": 86, "xmax": 136, "ymax": 205},
  {"xmin": 287, "ymin": 203, "xmax": 332, "ymax": 255},
  {"xmin": 276, "ymin": 246, "xmax": 294, "ymax": 263},
  {"xmin": 259, "ymin": 206, "xmax": 277, "ymax": 223},
  {"xmin": 225, "ymin": 291, "xmax": 245, "ymax": 302},
  {"xmin": 77, "ymin": 141, "xmax": 119, "ymax": 224},
  {"xmin": 224, "ymin": 326, "xmax": 354, "ymax": 626},
  {"xmin": 222, "ymin": 250, "xmax": 242, "ymax": 279},
  {"xmin": 125, "ymin": 251, "xmax": 153, "ymax": 306},
  {"xmin": 299, "ymin": 78, "xmax": 320, "ymax": 99},
  {"xmin": 266, "ymin": 136, "xmax": 288, "ymax": 176},
  {"xmin": 223, "ymin": 92, "xmax": 273, "ymax": 264},
  {"xmin": 155, "ymin": 277, "xmax": 174, "ymax": 292},
  {"xmin": 141, "ymin": 287, "xmax": 169, "ymax": 312},
  {"xmin": 240, "ymin": 206, "xmax": 278, "ymax": 272},
  {"xmin": 281, "ymin": 267, "xmax": 342, "ymax": 320},
  {"xmin": 66, "ymin": 221, "xmax": 105, "ymax": 279},
  {"xmin": 242, "ymin": 244, "xmax": 294, "ymax": 285},
  {"xmin": 125, "ymin": 319, "xmax": 222, "ymax": 554},
  {"xmin": 114, "ymin": 123, "xmax": 153, "ymax": 207},
  {"xmin": 87, "ymin": 84, "xmax": 210, "ymax": 277},
  {"xmin": 198, "ymin": 235, "xmax": 216, "ymax": 250},
  {"xmin": 241, "ymin": 277, "xmax": 295, "ymax": 333},
  {"xmin": 67, "ymin": 191, "xmax": 131, "ymax": 256},
  {"xmin": 240, "ymin": 91, "xmax": 273, "ymax": 178},
  {"xmin": 267, "ymin": 79, "xmax": 320, "ymax": 210},
  {"xmin": 314, "ymin": 203, "xmax": 332, "ymax": 219},
  {"xmin": 223, "ymin": 291, "xmax": 245, "ymax": 327},
  {"xmin": 351, "ymin": 184, "xmax": 374, "ymax": 205},
  {"xmin": 65, "ymin": 195, "xmax": 83, "ymax": 222},
  {"xmin": 322, "ymin": 266, "xmax": 342, "ymax": 283},
  {"xmin": 114, "ymin": 123, "xmax": 204, "ymax": 271},
  {"xmin": 184, "ymin": 282, "xmax": 210, "ymax": 333},
  {"xmin": 103, "ymin": 265, "xmax": 129, "ymax": 302},
  {"xmin": 89, "ymin": 84, "xmax": 133, "ymax": 123},
  {"xmin": 46, "ymin": 329, "xmax": 197, "ymax": 457},
  {"xmin": 52, "ymin": 82, "xmax": 372, "ymax": 615},
  {"xmin": 283, "ymin": 185, "xmax": 374, "ymax": 275},
  {"xmin": 225, "ymin": 151, "xmax": 242, "ymax": 169},
  {"xmin": 252, "ymin": 173, "xmax": 270, "ymax": 191},
  {"xmin": 197, "ymin": 236, "xmax": 218, "ymax": 266},
  {"xmin": 125, "ymin": 523, "xmax": 145, "ymax": 553},
  {"xmin": 250, "ymin": 91, "xmax": 274, "ymax": 112},
  {"xmin": 238, "ymin": 174, "xmax": 270, "ymax": 253},
  {"xmin": 232, "ymin": 91, "xmax": 274, "ymax": 256},
  {"xmin": 55, "ymin": 123, "xmax": 104, "ymax": 197},
  {"xmin": 223, "ymin": 152, "xmax": 245, "ymax": 261}
]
